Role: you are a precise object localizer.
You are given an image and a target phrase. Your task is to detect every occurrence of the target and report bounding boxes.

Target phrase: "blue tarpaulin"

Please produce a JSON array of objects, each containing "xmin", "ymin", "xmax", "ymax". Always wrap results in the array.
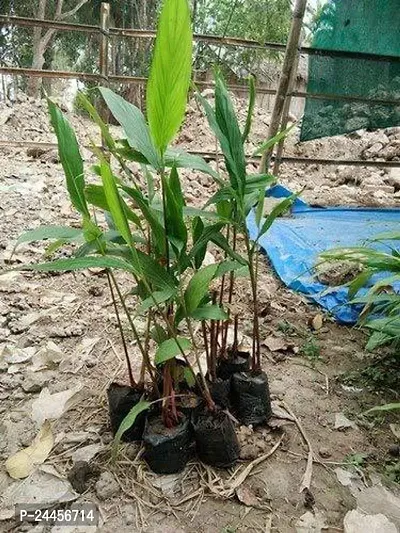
[{"xmin": 246, "ymin": 185, "xmax": 400, "ymax": 324}]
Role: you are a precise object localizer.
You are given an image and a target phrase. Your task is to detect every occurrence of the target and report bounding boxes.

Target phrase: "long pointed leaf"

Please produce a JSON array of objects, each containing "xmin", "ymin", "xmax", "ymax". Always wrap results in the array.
[
  {"xmin": 242, "ymin": 75, "xmax": 255, "ymax": 143},
  {"xmin": 16, "ymin": 226, "xmax": 82, "ymax": 247},
  {"xmin": 147, "ymin": 0, "xmax": 193, "ymax": 154},
  {"xmin": 99, "ymin": 87, "xmax": 161, "ymax": 170},
  {"xmin": 48, "ymin": 99, "xmax": 89, "ymax": 217},
  {"xmin": 184, "ymin": 264, "xmax": 218, "ymax": 314},
  {"xmin": 112, "ymin": 400, "xmax": 151, "ymax": 461},
  {"xmin": 15, "ymin": 256, "xmax": 136, "ymax": 274},
  {"xmin": 100, "ymin": 162, "xmax": 133, "ymax": 246}
]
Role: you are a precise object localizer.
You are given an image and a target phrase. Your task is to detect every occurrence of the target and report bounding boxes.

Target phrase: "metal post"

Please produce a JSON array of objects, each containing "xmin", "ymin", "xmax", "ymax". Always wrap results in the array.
[{"xmin": 259, "ymin": 0, "xmax": 308, "ymax": 173}]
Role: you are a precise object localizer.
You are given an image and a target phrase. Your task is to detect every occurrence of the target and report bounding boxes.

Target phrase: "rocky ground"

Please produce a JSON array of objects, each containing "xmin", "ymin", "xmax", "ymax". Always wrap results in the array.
[{"xmin": 0, "ymin": 93, "xmax": 399, "ymax": 533}]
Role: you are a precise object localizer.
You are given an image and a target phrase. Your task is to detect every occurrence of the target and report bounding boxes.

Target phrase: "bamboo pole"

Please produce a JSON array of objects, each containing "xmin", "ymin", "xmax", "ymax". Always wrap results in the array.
[
  {"xmin": 273, "ymin": 52, "xmax": 300, "ymax": 175},
  {"xmin": 259, "ymin": 0, "xmax": 308, "ymax": 173},
  {"xmin": 99, "ymin": 3, "xmax": 110, "ymax": 145},
  {"xmin": 99, "ymin": 3, "xmax": 110, "ymax": 81}
]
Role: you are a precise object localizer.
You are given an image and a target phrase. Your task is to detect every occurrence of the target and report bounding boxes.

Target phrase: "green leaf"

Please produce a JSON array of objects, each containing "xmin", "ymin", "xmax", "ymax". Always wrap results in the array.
[
  {"xmin": 47, "ymin": 99, "xmax": 89, "ymax": 217},
  {"xmin": 163, "ymin": 167, "xmax": 187, "ymax": 256},
  {"xmin": 367, "ymin": 231, "xmax": 400, "ymax": 242},
  {"xmin": 155, "ymin": 337, "xmax": 192, "ymax": 364},
  {"xmin": 121, "ymin": 185, "xmax": 166, "ymax": 257},
  {"xmin": 257, "ymin": 195, "xmax": 296, "ymax": 239},
  {"xmin": 85, "ymin": 184, "xmax": 141, "ymax": 226},
  {"xmin": 365, "ymin": 330, "xmax": 392, "ymax": 351},
  {"xmin": 135, "ymin": 249, "xmax": 177, "ymax": 290},
  {"xmin": 191, "ymin": 216, "xmax": 206, "ymax": 270},
  {"xmin": 192, "ymin": 305, "xmax": 228, "ymax": 321},
  {"xmin": 100, "ymin": 162, "xmax": 133, "ymax": 246},
  {"xmin": 348, "ymin": 270, "xmax": 374, "ymax": 298},
  {"xmin": 365, "ymin": 403, "xmax": 400, "ymax": 414},
  {"xmin": 15, "ymin": 226, "xmax": 82, "ymax": 247},
  {"xmin": 214, "ymin": 72, "xmax": 247, "ymax": 194},
  {"xmin": 183, "ymin": 366, "xmax": 196, "ymax": 388},
  {"xmin": 76, "ymin": 91, "xmax": 116, "ymax": 152},
  {"xmin": 99, "ymin": 87, "xmax": 161, "ymax": 169},
  {"xmin": 165, "ymin": 149, "xmax": 221, "ymax": 183},
  {"xmin": 138, "ymin": 288, "xmax": 176, "ymax": 313},
  {"xmin": 242, "ymin": 75, "xmax": 255, "ymax": 143},
  {"xmin": 151, "ymin": 324, "xmax": 168, "ymax": 344},
  {"xmin": 253, "ymin": 124, "xmax": 295, "ymax": 156},
  {"xmin": 147, "ymin": 0, "xmax": 193, "ymax": 154},
  {"xmin": 184, "ymin": 264, "xmax": 218, "ymax": 314},
  {"xmin": 15, "ymin": 256, "xmax": 135, "ymax": 274},
  {"xmin": 215, "ymin": 260, "xmax": 245, "ymax": 278},
  {"xmin": 245, "ymin": 174, "xmax": 276, "ymax": 192},
  {"xmin": 183, "ymin": 206, "xmax": 219, "ymax": 221},
  {"xmin": 188, "ymin": 222, "xmax": 224, "ymax": 263},
  {"xmin": 211, "ymin": 232, "xmax": 247, "ymax": 264},
  {"xmin": 111, "ymin": 400, "xmax": 151, "ymax": 461}
]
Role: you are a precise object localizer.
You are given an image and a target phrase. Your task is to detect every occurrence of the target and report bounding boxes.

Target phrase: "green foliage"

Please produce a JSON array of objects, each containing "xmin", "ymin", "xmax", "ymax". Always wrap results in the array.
[
  {"xmin": 365, "ymin": 403, "xmax": 400, "ymax": 414},
  {"xmin": 12, "ymin": 0, "xmax": 292, "ymax": 437},
  {"xmin": 112, "ymin": 400, "xmax": 151, "ymax": 461},
  {"xmin": 147, "ymin": 0, "xmax": 193, "ymax": 154},
  {"xmin": 48, "ymin": 100, "xmax": 89, "ymax": 218},
  {"xmin": 321, "ymin": 236, "xmax": 400, "ymax": 352},
  {"xmin": 99, "ymin": 87, "xmax": 161, "ymax": 170},
  {"xmin": 15, "ymin": 226, "xmax": 82, "ymax": 246},
  {"xmin": 300, "ymin": 337, "xmax": 321, "ymax": 364},
  {"xmin": 155, "ymin": 337, "xmax": 192, "ymax": 364},
  {"xmin": 184, "ymin": 264, "xmax": 219, "ymax": 315}
]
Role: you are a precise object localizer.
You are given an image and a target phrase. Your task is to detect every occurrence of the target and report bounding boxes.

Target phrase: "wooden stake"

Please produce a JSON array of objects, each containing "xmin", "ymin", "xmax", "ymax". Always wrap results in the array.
[
  {"xmin": 99, "ymin": 3, "xmax": 110, "ymax": 81},
  {"xmin": 259, "ymin": 0, "xmax": 308, "ymax": 173},
  {"xmin": 273, "ymin": 50, "xmax": 301, "ymax": 175}
]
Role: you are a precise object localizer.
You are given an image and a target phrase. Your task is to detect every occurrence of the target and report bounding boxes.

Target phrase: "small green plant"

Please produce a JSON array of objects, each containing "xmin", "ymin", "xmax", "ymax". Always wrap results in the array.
[
  {"xmin": 300, "ymin": 336, "xmax": 321, "ymax": 363},
  {"xmin": 321, "ymin": 233, "xmax": 400, "ymax": 352},
  {"xmin": 10, "ymin": 0, "xmax": 294, "ymax": 469},
  {"xmin": 345, "ymin": 452, "xmax": 368, "ymax": 468}
]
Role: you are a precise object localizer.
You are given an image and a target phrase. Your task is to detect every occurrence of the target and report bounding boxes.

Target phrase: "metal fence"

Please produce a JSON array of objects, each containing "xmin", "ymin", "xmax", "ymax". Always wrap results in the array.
[{"xmin": 0, "ymin": 3, "xmax": 400, "ymax": 171}]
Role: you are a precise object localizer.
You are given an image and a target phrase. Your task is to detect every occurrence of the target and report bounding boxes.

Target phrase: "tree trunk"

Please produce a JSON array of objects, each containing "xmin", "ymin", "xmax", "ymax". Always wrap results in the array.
[
  {"xmin": 27, "ymin": 0, "xmax": 48, "ymax": 97},
  {"xmin": 27, "ymin": 0, "xmax": 89, "ymax": 98}
]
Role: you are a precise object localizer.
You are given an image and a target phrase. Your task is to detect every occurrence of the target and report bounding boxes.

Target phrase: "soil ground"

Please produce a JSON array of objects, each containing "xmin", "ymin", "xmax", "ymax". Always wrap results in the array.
[{"xmin": 0, "ymin": 94, "xmax": 399, "ymax": 532}]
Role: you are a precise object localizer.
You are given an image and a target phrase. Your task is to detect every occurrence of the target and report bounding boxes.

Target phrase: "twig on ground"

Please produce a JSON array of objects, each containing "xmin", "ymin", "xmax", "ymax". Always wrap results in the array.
[
  {"xmin": 278, "ymin": 401, "xmax": 314, "ymax": 494},
  {"xmin": 198, "ymin": 435, "xmax": 283, "ymax": 498}
]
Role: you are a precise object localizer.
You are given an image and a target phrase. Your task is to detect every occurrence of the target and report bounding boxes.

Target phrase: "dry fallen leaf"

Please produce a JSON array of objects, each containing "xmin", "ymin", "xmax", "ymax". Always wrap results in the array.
[
  {"xmin": 311, "ymin": 313, "xmax": 323, "ymax": 331},
  {"xmin": 59, "ymin": 337, "xmax": 99, "ymax": 374},
  {"xmin": 1, "ymin": 345, "xmax": 36, "ymax": 364},
  {"xmin": 236, "ymin": 484, "xmax": 260, "ymax": 507},
  {"xmin": 30, "ymin": 341, "xmax": 63, "ymax": 371},
  {"xmin": 334, "ymin": 412, "xmax": 357, "ymax": 431},
  {"xmin": 389, "ymin": 424, "xmax": 400, "ymax": 440},
  {"xmin": 5, "ymin": 421, "xmax": 53, "ymax": 479},
  {"xmin": 31, "ymin": 384, "xmax": 85, "ymax": 426},
  {"xmin": 71, "ymin": 443, "xmax": 103, "ymax": 463},
  {"xmin": 0, "ymin": 465, "xmax": 77, "ymax": 517}
]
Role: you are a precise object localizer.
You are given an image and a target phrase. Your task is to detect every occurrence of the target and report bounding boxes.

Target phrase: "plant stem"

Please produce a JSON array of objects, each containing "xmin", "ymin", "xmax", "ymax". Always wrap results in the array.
[
  {"xmin": 106, "ymin": 271, "xmax": 136, "ymax": 388},
  {"xmin": 109, "ymin": 272, "xmax": 160, "ymax": 393},
  {"xmin": 244, "ymin": 233, "xmax": 261, "ymax": 370}
]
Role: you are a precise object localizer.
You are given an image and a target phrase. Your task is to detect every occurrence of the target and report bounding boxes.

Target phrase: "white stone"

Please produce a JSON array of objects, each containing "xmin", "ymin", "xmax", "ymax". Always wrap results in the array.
[{"xmin": 344, "ymin": 510, "xmax": 397, "ymax": 533}]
